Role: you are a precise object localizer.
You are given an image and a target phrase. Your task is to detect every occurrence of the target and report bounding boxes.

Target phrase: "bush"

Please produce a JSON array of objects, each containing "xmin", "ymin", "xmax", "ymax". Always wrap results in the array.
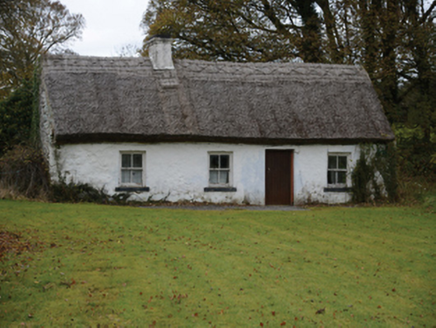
[
  {"xmin": 351, "ymin": 143, "xmax": 398, "ymax": 203},
  {"xmin": 50, "ymin": 179, "xmax": 130, "ymax": 204},
  {"xmin": 397, "ymin": 173, "xmax": 436, "ymax": 206},
  {"xmin": 394, "ymin": 125, "xmax": 436, "ymax": 177},
  {"xmin": 373, "ymin": 142, "xmax": 398, "ymax": 202},
  {"xmin": 351, "ymin": 150, "xmax": 373, "ymax": 203},
  {"xmin": 0, "ymin": 145, "xmax": 50, "ymax": 199},
  {"xmin": 0, "ymin": 81, "xmax": 34, "ymax": 157},
  {"xmin": 50, "ymin": 179, "xmax": 109, "ymax": 203}
]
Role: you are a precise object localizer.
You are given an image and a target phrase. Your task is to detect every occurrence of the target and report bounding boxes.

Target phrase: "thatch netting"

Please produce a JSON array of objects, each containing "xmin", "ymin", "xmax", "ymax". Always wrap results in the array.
[{"xmin": 40, "ymin": 55, "xmax": 394, "ymax": 145}]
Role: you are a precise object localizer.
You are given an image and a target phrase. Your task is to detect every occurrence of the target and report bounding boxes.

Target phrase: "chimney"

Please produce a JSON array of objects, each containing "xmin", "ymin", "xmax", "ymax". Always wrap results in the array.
[{"xmin": 147, "ymin": 36, "xmax": 174, "ymax": 70}]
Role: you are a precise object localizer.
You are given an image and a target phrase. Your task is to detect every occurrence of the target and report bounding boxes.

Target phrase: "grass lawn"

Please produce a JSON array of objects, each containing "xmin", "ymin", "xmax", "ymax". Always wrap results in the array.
[{"xmin": 0, "ymin": 200, "xmax": 435, "ymax": 327}]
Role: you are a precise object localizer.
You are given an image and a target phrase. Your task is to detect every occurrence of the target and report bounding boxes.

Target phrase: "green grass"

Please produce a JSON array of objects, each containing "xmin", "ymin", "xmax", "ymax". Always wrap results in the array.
[{"xmin": 0, "ymin": 200, "xmax": 435, "ymax": 327}]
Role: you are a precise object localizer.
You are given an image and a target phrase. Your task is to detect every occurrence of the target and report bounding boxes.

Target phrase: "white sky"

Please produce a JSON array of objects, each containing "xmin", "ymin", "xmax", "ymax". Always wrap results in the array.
[{"xmin": 60, "ymin": 0, "xmax": 150, "ymax": 57}]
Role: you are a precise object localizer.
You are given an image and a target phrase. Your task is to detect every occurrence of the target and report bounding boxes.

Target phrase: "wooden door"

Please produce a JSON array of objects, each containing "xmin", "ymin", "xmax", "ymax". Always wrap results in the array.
[{"xmin": 265, "ymin": 150, "xmax": 294, "ymax": 205}]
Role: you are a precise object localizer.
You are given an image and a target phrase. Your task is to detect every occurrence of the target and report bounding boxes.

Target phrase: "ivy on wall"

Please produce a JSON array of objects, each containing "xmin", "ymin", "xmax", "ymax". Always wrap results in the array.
[
  {"xmin": 30, "ymin": 59, "xmax": 42, "ymax": 148},
  {"xmin": 351, "ymin": 143, "xmax": 398, "ymax": 203}
]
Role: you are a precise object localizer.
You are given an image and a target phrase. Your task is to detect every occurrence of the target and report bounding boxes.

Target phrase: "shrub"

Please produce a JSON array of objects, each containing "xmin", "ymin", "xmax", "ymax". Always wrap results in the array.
[
  {"xmin": 351, "ymin": 150, "xmax": 373, "ymax": 203},
  {"xmin": 394, "ymin": 124, "xmax": 436, "ymax": 177},
  {"xmin": 50, "ymin": 179, "xmax": 130, "ymax": 204},
  {"xmin": 351, "ymin": 143, "xmax": 398, "ymax": 203},
  {"xmin": 0, "ymin": 81, "xmax": 34, "ymax": 157},
  {"xmin": 0, "ymin": 145, "xmax": 50, "ymax": 199}
]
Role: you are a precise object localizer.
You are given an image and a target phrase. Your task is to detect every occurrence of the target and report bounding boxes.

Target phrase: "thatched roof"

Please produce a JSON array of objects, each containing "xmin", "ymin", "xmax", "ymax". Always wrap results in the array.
[{"xmin": 40, "ymin": 55, "xmax": 394, "ymax": 145}]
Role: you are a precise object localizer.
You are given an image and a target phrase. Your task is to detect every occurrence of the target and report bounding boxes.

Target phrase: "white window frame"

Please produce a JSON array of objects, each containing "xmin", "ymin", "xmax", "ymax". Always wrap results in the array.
[
  {"xmin": 119, "ymin": 152, "xmax": 145, "ymax": 187},
  {"xmin": 327, "ymin": 153, "xmax": 350, "ymax": 187},
  {"xmin": 208, "ymin": 152, "xmax": 233, "ymax": 187}
]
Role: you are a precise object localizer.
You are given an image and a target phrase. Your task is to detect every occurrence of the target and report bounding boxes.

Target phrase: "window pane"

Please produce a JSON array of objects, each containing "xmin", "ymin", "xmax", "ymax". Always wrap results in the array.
[
  {"xmin": 219, "ymin": 170, "xmax": 229, "ymax": 184},
  {"xmin": 133, "ymin": 154, "xmax": 142, "ymax": 168},
  {"xmin": 337, "ymin": 171, "xmax": 346, "ymax": 184},
  {"xmin": 209, "ymin": 170, "xmax": 218, "ymax": 184},
  {"xmin": 122, "ymin": 154, "xmax": 131, "ymax": 168},
  {"xmin": 338, "ymin": 156, "xmax": 347, "ymax": 169},
  {"xmin": 328, "ymin": 156, "xmax": 337, "ymax": 169},
  {"xmin": 327, "ymin": 171, "xmax": 336, "ymax": 184},
  {"xmin": 210, "ymin": 155, "xmax": 219, "ymax": 169},
  {"xmin": 220, "ymin": 155, "xmax": 229, "ymax": 169},
  {"xmin": 121, "ymin": 170, "xmax": 130, "ymax": 183},
  {"xmin": 131, "ymin": 170, "xmax": 142, "ymax": 184}
]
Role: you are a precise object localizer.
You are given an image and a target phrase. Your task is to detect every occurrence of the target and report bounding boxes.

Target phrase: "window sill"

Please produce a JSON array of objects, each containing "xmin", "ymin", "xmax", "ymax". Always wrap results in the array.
[
  {"xmin": 204, "ymin": 187, "xmax": 237, "ymax": 192},
  {"xmin": 115, "ymin": 186, "xmax": 150, "ymax": 192},
  {"xmin": 324, "ymin": 187, "xmax": 351, "ymax": 193}
]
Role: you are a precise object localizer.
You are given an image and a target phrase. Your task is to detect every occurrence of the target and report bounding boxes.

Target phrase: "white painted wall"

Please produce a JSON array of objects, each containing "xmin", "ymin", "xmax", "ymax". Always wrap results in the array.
[{"xmin": 45, "ymin": 141, "xmax": 360, "ymax": 205}]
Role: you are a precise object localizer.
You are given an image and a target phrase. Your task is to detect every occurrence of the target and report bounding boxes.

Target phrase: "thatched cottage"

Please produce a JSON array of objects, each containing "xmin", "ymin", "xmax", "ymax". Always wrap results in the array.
[{"xmin": 39, "ymin": 37, "xmax": 394, "ymax": 205}]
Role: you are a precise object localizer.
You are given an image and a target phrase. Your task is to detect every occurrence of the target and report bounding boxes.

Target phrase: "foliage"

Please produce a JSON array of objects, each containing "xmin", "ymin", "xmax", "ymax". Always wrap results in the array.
[
  {"xmin": 394, "ymin": 124, "xmax": 436, "ymax": 177},
  {"xmin": 396, "ymin": 173, "xmax": 436, "ymax": 208},
  {"xmin": 351, "ymin": 150, "xmax": 373, "ymax": 203},
  {"xmin": 0, "ymin": 0, "xmax": 84, "ymax": 99},
  {"xmin": 142, "ymin": 0, "xmax": 436, "ymax": 177},
  {"xmin": 373, "ymin": 142, "xmax": 398, "ymax": 203},
  {"xmin": 0, "ymin": 145, "xmax": 50, "ymax": 199},
  {"xmin": 0, "ymin": 54, "xmax": 42, "ymax": 156},
  {"xmin": 0, "ymin": 201, "xmax": 435, "ymax": 326},
  {"xmin": 422, "ymin": 190, "xmax": 436, "ymax": 213},
  {"xmin": 50, "ymin": 179, "xmax": 111, "ymax": 204},
  {"xmin": 30, "ymin": 61, "xmax": 42, "ymax": 148},
  {"xmin": 50, "ymin": 178, "xmax": 130, "ymax": 204},
  {"xmin": 142, "ymin": 0, "xmax": 331, "ymax": 62},
  {"xmin": 351, "ymin": 143, "xmax": 398, "ymax": 203},
  {"xmin": 0, "ymin": 81, "xmax": 34, "ymax": 156}
]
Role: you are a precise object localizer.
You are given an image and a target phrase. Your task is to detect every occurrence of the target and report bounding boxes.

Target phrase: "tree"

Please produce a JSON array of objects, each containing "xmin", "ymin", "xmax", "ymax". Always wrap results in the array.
[
  {"xmin": 141, "ymin": 0, "xmax": 330, "ymax": 62},
  {"xmin": 142, "ymin": 0, "xmax": 436, "ymax": 176},
  {"xmin": 116, "ymin": 43, "xmax": 141, "ymax": 57},
  {"xmin": 0, "ymin": 81, "xmax": 33, "ymax": 156},
  {"xmin": 0, "ymin": 0, "xmax": 85, "ymax": 99}
]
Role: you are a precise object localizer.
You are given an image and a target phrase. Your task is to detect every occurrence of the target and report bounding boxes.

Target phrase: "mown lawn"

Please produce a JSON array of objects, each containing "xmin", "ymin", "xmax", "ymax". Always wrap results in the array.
[{"xmin": 0, "ymin": 200, "xmax": 435, "ymax": 327}]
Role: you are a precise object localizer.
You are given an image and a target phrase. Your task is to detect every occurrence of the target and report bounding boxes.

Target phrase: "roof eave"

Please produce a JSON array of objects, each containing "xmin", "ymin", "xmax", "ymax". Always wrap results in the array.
[{"xmin": 54, "ymin": 133, "xmax": 395, "ymax": 146}]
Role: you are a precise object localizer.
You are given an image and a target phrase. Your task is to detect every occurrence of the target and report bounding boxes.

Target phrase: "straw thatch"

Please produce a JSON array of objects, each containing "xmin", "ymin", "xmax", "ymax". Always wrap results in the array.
[{"xmin": 40, "ymin": 55, "xmax": 394, "ymax": 145}]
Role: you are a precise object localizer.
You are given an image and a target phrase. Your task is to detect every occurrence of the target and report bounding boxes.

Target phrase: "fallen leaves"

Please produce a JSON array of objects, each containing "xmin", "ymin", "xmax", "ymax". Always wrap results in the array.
[
  {"xmin": 43, "ymin": 282, "xmax": 55, "ymax": 291},
  {"xmin": 316, "ymin": 308, "xmax": 325, "ymax": 314},
  {"xmin": 0, "ymin": 230, "xmax": 32, "ymax": 260}
]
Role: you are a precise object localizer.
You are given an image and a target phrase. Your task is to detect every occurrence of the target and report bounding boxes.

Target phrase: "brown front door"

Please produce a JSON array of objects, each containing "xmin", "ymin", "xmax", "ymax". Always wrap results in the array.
[{"xmin": 265, "ymin": 150, "xmax": 294, "ymax": 205}]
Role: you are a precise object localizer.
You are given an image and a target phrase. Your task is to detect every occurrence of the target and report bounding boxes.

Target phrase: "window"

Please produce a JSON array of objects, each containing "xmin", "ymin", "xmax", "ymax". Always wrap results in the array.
[
  {"xmin": 204, "ymin": 152, "xmax": 237, "ymax": 192},
  {"xmin": 115, "ymin": 152, "xmax": 149, "ymax": 192},
  {"xmin": 327, "ymin": 154, "xmax": 348, "ymax": 186},
  {"xmin": 121, "ymin": 153, "xmax": 143, "ymax": 185},
  {"xmin": 209, "ymin": 153, "xmax": 231, "ymax": 186}
]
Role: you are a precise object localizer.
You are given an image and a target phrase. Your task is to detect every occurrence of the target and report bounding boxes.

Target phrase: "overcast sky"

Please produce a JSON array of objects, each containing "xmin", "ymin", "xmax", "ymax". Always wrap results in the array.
[{"xmin": 60, "ymin": 0, "xmax": 150, "ymax": 57}]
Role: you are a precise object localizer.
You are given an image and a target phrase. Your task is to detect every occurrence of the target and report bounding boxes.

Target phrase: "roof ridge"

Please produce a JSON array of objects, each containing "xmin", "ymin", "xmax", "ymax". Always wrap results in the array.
[{"xmin": 175, "ymin": 58, "xmax": 361, "ymax": 69}]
